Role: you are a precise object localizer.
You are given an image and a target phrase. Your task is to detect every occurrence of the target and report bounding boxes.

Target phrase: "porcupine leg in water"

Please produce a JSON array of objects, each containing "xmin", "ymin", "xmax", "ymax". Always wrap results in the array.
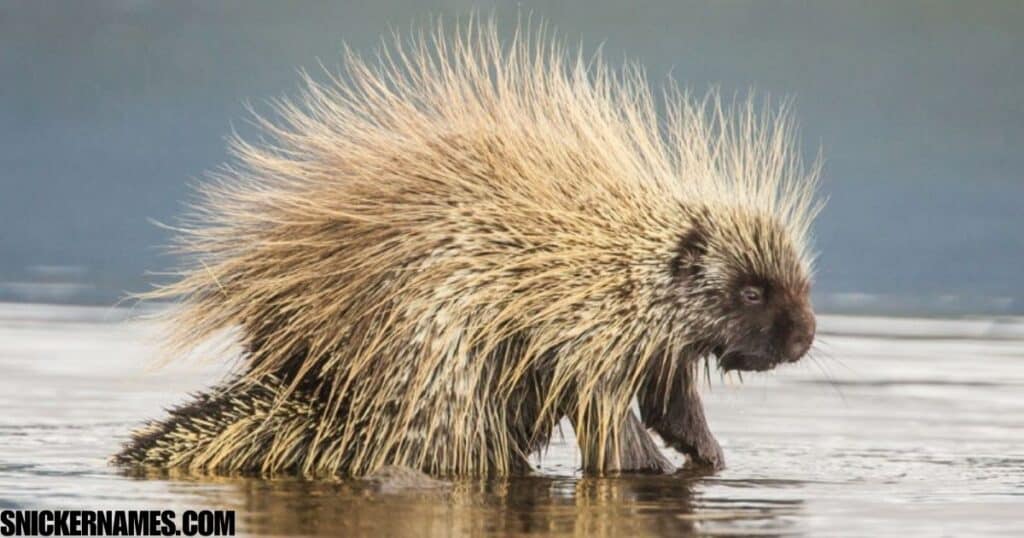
[
  {"xmin": 607, "ymin": 411, "xmax": 677, "ymax": 474},
  {"xmin": 569, "ymin": 403, "xmax": 720, "ymax": 475},
  {"xmin": 564, "ymin": 395, "xmax": 671, "ymax": 474},
  {"xmin": 570, "ymin": 358, "xmax": 723, "ymax": 474},
  {"xmin": 637, "ymin": 364, "xmax": 725, "ymax": 471}
]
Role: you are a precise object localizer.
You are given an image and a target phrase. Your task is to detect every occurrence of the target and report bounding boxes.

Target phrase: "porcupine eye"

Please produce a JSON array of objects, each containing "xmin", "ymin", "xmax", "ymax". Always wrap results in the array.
[{"xmin": 740, "ymin": 285, "xmax": 764, "ymax": 305}]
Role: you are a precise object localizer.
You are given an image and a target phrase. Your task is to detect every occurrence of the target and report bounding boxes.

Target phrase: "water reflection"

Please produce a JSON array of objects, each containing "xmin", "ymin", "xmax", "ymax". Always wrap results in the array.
[{"xmin": 170, "ymin": 472, "xmax": 801, "ymax": 536}]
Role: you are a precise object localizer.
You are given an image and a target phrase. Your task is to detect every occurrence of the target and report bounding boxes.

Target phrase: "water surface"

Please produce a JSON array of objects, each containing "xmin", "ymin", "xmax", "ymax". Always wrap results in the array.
[{"xmin": 1, "ymin": 303, "xmax": 1022, "ymax": 536}]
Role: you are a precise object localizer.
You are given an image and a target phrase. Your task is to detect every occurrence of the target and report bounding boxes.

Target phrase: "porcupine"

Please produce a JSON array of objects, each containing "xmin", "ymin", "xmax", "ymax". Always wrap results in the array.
[{"xmin": 115, "ymin": 19, "xmax": 820, "ymax": 478}]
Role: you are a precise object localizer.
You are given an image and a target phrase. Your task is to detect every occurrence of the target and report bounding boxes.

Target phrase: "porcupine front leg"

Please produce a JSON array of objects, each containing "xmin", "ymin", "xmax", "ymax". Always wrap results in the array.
[
  {"xmin": 572, "ymin": 362, "xmax": 724, "ymax": 473},
  {"xmin": 638, "ymin": 365, "xmax": 725, "ymax": 471}
]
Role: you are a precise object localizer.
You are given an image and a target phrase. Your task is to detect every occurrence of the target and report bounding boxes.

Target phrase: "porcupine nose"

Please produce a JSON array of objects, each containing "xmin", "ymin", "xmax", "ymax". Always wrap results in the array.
[{"xmin": 784, "ymin": 309, "xmax": 816, "ymax": 362}]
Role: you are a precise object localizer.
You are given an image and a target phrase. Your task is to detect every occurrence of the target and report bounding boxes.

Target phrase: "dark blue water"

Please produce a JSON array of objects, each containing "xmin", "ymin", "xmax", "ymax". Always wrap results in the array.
[{"xmin": 1, "ymin": 1, "xmax": 1023, "ymax": 314}]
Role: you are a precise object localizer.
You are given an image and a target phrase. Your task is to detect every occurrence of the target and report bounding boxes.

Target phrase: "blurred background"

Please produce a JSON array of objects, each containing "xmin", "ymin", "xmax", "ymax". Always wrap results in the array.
[{"xmin": 2, "ymin": 0, "xmax": 1022, "ymax": 315}]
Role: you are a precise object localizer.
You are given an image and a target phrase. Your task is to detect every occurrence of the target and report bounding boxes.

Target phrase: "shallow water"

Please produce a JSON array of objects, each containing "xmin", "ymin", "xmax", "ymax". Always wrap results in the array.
[{"xmin": 1, "ymin": 303, "xmax": 1022, "ymax": 536}]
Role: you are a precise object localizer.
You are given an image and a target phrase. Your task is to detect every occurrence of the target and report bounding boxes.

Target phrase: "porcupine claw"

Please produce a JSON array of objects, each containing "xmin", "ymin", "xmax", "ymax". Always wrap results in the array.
[
  {"xmin": 660, "ymin": 398, "xmax": 725, "ymax": 472},
  {"xmin": 682, "ymin": 428, "xmax": 725, "ymax": 471}
]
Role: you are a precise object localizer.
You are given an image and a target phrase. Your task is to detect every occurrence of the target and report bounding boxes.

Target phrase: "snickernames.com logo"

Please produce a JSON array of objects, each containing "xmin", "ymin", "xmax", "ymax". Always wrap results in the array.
[{"xmin": 0, "ymin": 510, "xmax": 235, "ymax": 537}]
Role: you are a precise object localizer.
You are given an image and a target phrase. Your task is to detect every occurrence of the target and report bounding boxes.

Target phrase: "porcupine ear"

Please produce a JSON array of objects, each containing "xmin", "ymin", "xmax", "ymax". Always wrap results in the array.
[{"xmin": 670, "ymin": 224, "xmax": 709, "ymax": 282}]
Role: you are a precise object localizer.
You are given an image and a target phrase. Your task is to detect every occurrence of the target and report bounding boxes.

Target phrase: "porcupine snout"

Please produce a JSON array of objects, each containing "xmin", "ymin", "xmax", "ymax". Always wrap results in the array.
[{"xmin": 783, "ymin": 306, "xmax": 815, "ymax": 362}]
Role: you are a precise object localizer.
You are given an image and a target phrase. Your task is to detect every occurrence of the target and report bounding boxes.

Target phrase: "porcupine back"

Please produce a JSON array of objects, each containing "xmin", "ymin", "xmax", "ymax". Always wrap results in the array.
[{"xmin": 141, "ymin": 19, "xmax": 818, "ymax": 477}]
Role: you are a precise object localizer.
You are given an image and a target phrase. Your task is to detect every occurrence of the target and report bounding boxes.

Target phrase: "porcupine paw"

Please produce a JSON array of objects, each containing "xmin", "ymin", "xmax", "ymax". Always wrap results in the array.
[{"xmin": 677, "ymin": 433, "xmax": 725, "ymax": 472}]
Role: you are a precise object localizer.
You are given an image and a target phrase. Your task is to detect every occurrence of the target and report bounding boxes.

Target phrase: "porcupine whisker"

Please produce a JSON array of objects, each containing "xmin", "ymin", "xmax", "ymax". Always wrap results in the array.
[{"xmin": 807, "ymin": 351, "xmax": 847, "ymax": 404}]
